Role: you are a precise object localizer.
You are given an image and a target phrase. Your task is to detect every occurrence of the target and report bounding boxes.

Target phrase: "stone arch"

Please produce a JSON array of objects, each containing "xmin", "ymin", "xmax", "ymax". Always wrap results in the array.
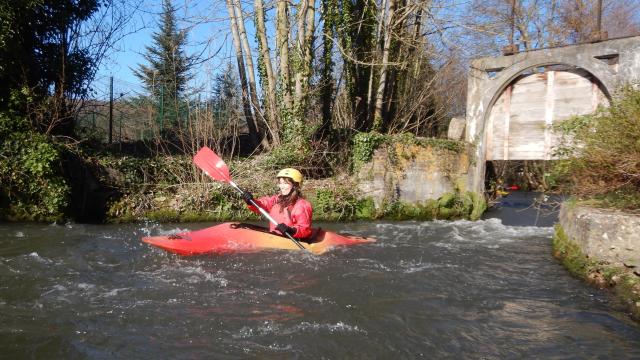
[{"xmin": 465, "ymin": 36, "xmax": 640, "ymax": 194}]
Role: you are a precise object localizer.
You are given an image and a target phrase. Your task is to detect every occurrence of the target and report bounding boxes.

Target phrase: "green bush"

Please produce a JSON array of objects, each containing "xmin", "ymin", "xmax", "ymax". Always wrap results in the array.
[
  {"xmin": 552, "ymin": 86, "xmax": 640, "ymax": 210},
  {"xmin": 0, "ymin": 113, "xmax": 70, "ymax": 221},
  {"xmin": 433, "ymin": 191, "xmax": 479, "ymax": 220},
  {"xmin": 379, "ymin": 191, "xmax": 482, "ymax": 221},
  {"xmin": 383, "ymin": 200, "xmax": 438, "ymax": 220},
  {"xmin": 310, "ymin": 187, "xmax": 360, "ymax": 221},
  {"xmin": 97, "ymin": 154, "xmax": 193, "ymax": 189},
  {"xmin": 264, "ymin": 143, "xmax": 309, "ymax": 169},
  {"xmin": 355, "ymin": 197, "xmax": 377, "ymax": 219}
]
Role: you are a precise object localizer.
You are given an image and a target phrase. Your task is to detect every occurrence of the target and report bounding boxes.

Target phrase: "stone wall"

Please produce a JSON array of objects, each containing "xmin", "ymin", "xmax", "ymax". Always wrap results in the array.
[
  {"xmin": 356, "ymin": 143, "xmax": 471, "ymax": 208},
  {"xmin": 559, "ymin": 203, "xmax": 640, "ymax": 267}
]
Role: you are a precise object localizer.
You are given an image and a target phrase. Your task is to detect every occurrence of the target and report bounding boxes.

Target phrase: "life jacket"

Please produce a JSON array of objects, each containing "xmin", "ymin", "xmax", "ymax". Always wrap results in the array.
[{"xmin": 248, "ymin": 195, "xmax": 313, "ymax": 239}]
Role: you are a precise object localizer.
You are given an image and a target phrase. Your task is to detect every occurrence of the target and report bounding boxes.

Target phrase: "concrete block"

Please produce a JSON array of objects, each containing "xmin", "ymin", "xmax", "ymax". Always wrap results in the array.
[
  {"xmin": 447, "ymin": 117, "xmax": 466, "ymax": 140},
  {"xmin": 560, "ymin": 204, "xmax": 640, "ymax": 268}
]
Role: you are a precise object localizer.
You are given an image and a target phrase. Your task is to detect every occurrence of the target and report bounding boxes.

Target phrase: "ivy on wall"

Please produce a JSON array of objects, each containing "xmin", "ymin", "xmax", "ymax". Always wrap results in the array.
[{"xmin": 352, "ymin": 131, "xmax": 465, "ymax": 171}]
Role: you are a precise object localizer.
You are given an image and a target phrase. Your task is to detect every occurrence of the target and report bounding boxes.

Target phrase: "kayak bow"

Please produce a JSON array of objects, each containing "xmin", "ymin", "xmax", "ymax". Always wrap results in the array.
[{"xmin": 142, "ymin": 222, "xmax": 375, "ymax": 256}]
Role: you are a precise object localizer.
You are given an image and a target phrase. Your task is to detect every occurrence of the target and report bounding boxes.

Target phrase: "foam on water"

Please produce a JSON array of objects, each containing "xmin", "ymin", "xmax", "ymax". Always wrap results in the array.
[
  {"xmin": 187, "ymin": 268, "xmax": 229, "ymax": 286},
  {"xmin": 2, "ymin": 219, "xmax": 639, "ymax": 358},
  {"xmin": 99, "ymin": 288, "xmax": 131, "ymax": 298},
  {"xmin": 27, "ymin": 252, "xmax": 56, "ymax": 264},
  {"xmin": 234, "ymin": 320, "xmax": 366, "ymax": 339},
  {"xmin": 293, "ymin": 321, "xmax": 367, "ymax": 334},
  {"xmin": 398, "ymin": 259, "xmax": 458, "ymax": 274}
]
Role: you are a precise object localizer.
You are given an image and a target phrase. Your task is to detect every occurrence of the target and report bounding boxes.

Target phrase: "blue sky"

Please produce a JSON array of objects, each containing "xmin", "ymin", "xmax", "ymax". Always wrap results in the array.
[{"xmin": 93, "ymin": 0, "xmax": 240, "ymax": 99}]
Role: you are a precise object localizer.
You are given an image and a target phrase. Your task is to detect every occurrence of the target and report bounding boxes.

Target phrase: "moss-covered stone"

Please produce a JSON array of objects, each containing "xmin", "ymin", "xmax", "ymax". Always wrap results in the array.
[
  {"xmin": 469, "ymin": 192, "xmax": 487, "ymax": 221},
  {"xmin": 351, "ymin": 131, "xmax": 465, "ymax": 172},
  {"xmin": 354, "ymin": 131, "xmax": 479, "ymax": 214},
  {"xmin": 378, "ymin": 191, "xmax": 483, "ymax": 221},
  {"xmin": 553, "ymin": 224, "xmax": 640, "ymax": 321}
]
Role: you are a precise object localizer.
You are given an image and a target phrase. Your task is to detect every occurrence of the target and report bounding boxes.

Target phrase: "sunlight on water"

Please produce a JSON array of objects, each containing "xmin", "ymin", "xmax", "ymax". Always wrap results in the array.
[{"xmin": 0, "ymin": 219, "xmax": 639, "ymax": 358}]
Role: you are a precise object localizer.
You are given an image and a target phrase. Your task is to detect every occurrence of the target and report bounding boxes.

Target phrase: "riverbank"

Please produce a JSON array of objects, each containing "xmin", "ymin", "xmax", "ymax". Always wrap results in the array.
[
  {"xmin": 107, "ymin": 173, "xmax": 485, "ymax": 224},
  {"xmin": 554, "ymin": 203, "xmax": 640, "ymax": 320},
  {"xmin": 0, "ymin": 132, "xmax": 485, "ymax": 224},
  {"xmin": 89, "ymin": 134, "xmax": 484, "ymax": 224}
]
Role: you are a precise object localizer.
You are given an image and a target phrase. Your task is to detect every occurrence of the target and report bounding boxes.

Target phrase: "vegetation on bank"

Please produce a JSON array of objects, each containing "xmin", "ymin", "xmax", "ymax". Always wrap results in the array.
[
  {"xmin": 100, "ymin": 139, "xmax": 482, "ymax": 223},
  {"xmin": 551, "ymin": 86, "xmax": 640, "ymax": 212},
  {"xmin": 553, "ymin": 225, "xmax": 640, "ymax": 321},
  {"xmin": 1, "ymin": 119, "xmax": 480, "ymax": 223},
  {"xmin": 0, "ymin": 109, "xmax": 70, "ymax": 222},
  {"xmin": 108, "ymin": 180, "xmax": 482, "ymax": 224}
]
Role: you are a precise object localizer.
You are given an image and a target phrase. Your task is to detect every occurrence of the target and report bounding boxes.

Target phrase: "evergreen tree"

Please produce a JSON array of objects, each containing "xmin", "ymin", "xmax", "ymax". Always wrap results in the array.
[
  {"xmin": 211, "ymin": 63, "xmax": 241, "ymax": 127},
  {"xmin": 0, "ymin": 0, "xmax": 100, "ymax": 135},
  {"xmin": 0, "ymin": 0, "xmax": 111, "ymax": 220},
  {"xmin": 133, "ymin": 0, "xmax": 193, "ymax": 127}
]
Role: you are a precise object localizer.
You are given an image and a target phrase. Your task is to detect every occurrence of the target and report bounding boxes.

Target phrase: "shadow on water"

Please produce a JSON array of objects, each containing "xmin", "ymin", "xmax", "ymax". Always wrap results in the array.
[
  {"xmin": 482, "ymin": 191, "xmax": 565, "ymax": 227},
  {"xmin": 1, "ymin": 207, "xmax": 639, "ymax": 358}
]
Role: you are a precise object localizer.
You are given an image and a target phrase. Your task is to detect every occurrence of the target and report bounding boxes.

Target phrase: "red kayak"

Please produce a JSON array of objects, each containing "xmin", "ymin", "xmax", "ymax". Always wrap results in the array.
[{"xmin": 142, "ymin": 222, "xmax": 376, "ymax": 255}]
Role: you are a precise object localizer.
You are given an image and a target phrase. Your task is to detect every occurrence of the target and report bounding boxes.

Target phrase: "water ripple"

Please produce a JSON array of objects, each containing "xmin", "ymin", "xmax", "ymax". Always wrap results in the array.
[{"xmin": 0, "ymin": 220, "xmax": 638, "ymax": 358}]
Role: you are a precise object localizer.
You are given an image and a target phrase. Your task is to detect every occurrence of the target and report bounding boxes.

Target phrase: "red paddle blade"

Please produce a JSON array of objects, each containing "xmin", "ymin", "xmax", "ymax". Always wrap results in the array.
[{"xmin": 193, "ymin": 146, "xmax": 232, "ymax": 183}]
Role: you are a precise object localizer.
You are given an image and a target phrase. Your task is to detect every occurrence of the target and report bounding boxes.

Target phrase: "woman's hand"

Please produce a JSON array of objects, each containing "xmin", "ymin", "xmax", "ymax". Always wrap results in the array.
[
  {"xmin": 242, "ymin": 191, "xmax": 254, "ymax": 205},
  {"xmin": 276, "ymin": 223, "xmax": 296, "ymax": 236}
]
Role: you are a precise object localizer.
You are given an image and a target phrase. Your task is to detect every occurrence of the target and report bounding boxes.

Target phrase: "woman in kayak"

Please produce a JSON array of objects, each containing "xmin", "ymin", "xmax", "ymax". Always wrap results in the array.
[{"xmin": 242, "ymin": 168, "xmax": 314, "ymax": 241}]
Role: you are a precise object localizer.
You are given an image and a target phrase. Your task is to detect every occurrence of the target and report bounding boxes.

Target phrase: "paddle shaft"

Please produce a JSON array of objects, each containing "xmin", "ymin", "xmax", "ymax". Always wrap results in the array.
[{"xmin": 228, "ymin": 181, "xmax": 307, "ymax": 250}]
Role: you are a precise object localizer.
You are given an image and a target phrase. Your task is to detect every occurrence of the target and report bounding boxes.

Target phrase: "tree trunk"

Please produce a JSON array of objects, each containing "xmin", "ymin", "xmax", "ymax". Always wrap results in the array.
[
  {"xmin": 409, "ymin": 2, "xmax": 425, "ymax": 82},
  {"xmin": 232, "ymin": 0, "xmax": 268, "ymax": 148},
  {"xmin": 303, "ymin": 0, "xmax": 316, "ymax": 102},
  {"xmin": 366, "ymin": 0, "xmax": 387, "ymax": 124},
  {"xmin": 413, "ymin": 4, "xmax": 423, "ymax": 43},
  {"xmin": 514, "ymin": 0, "xmax": 532, "ymax": 50},
  {"xmin": 373, "ymin": 0, "xmax": 396, "ymax": 131},
  {"xmin": 318, "ymin": 0, "xmax": 336, "ymax": 136},
  {"xmin": 293, "ymin": 0, "xmax": 316, "ymax": 109},
  {"xmin": 225, "ymin": 0, "xmax": 259, "ymax": 147},
  {"xmin": 347, "ymin": 0, "xmax": 376, "ymax": 132},
  {"xmin": 276, "ymin": 0, "xmax": 292, "ymax": 111},
  {"xmin": 294, "ymin": 0, "xmax": 307, "ymax": 105},
  {"xmin": 254, "ymin": 0, "xmax": 280, "ymax": 145}
]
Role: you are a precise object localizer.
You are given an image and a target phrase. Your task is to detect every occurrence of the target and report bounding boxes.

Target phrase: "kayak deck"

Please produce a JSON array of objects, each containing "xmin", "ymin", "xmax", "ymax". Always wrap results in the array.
[{"xmin": 142, "ymin": 222, "xmax": 375, "ymax": 255}]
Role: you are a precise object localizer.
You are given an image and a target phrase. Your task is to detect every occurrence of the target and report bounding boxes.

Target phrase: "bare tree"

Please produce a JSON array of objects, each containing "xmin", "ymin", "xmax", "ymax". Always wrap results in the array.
[
  {"xmin": 373, "ymin": 0, "xmax": 397, "ymax": 130},
  {"xmin": 556, "ymin": 0, "xmax": 640, "ymax": 43},
  {"xmin": 254, "ymin": 0, "xmax": 280, "ymax": 145},
  {"xmin": 231, "ymin": 0, "xmax": 263, "ymax": 141},
  {"xmin": 225, "ymin": 0, "xmax": 259, "ymax": 147}
]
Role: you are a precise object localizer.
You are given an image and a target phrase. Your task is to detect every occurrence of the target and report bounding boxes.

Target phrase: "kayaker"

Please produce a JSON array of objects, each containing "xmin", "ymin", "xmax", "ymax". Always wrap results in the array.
[{"xmin": 242, "ymin": 168, "xmax": 314, "ymax": 241}]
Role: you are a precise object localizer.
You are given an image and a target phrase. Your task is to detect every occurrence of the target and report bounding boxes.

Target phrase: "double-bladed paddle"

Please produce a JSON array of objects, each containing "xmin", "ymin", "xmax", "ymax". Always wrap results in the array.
[{"xmin": 193, "ymin": 146, "xmax": 307, "ymax": 251}]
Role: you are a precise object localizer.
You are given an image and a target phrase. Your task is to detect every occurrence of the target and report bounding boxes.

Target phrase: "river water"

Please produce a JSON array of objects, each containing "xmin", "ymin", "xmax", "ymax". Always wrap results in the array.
[{"xmin": 1, "ymin": 217, "xmax": 639, "ymax": 359}]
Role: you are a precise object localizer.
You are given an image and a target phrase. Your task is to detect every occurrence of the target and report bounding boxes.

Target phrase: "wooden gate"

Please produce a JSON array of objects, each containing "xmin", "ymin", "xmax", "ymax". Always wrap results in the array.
[{"xmin": 485, "ymin": 68, "xmax": 608, "ymax": 160}]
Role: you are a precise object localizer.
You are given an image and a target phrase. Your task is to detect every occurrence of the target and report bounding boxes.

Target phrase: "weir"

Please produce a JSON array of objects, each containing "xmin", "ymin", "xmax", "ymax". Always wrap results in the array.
[{"xmin": 460, "ymin": 35, "xmax": 640, "ymax": 195}]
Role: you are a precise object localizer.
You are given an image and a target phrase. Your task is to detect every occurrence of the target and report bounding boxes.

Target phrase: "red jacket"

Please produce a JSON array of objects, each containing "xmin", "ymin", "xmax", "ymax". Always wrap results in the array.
[{"xmin": 247, "ymin": 195, "xmax": 313, "ymax": 239}]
